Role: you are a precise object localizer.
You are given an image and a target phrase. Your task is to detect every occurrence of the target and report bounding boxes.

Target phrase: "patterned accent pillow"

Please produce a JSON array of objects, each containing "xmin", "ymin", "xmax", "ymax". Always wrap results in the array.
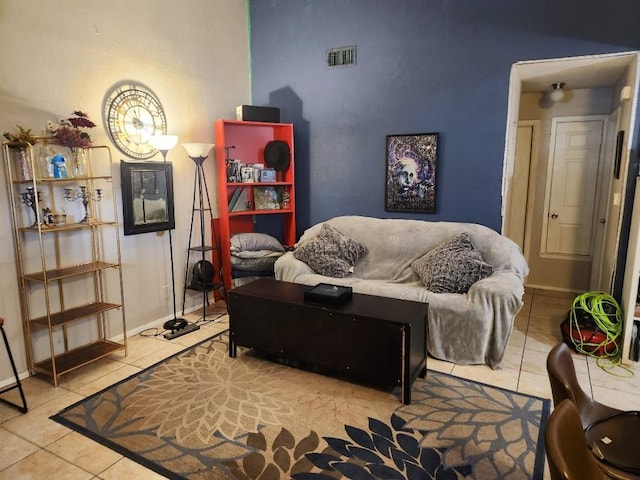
[
  {"xmin": 411, "ymin": 232, "xmax": 493, "ymax": 293},
  {"xmin": 293, "ymin": 224, "xmax": 367, "ymax": 277}
]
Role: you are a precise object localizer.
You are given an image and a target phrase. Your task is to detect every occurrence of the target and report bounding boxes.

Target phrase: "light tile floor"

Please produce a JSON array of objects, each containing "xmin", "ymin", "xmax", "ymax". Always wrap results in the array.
[{"xmin": 0, "ymin": 289, "xmax": 638, "ymax": 479}]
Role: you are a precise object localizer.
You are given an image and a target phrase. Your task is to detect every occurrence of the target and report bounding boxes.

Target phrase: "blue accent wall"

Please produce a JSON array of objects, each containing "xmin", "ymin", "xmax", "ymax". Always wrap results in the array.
[{"xmin": 249, "ymin": 0, "xmax": 640, "ymax": 236}]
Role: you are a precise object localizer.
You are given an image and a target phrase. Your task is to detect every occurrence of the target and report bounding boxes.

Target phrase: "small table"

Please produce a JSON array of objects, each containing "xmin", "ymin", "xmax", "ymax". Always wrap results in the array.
[
  {"xmin": 586, "ymin": 411, "xmax": 640, "ymax": 479},
  {"xmin": 227, "ymin": 278, "xmax": 428, "ymax": 404}
]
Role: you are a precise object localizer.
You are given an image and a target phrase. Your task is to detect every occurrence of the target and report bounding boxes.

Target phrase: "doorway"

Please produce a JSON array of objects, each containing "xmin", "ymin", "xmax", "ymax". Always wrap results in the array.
[{"xmin": 502, "ymin": 52, "xmax": 640, "ymax": 293}]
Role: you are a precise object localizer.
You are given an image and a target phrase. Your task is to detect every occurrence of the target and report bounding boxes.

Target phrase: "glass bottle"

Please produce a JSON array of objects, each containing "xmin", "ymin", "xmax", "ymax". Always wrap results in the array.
[{"xmin": 70, "ymin": 148, "xmax": 85, "ymax": 177}]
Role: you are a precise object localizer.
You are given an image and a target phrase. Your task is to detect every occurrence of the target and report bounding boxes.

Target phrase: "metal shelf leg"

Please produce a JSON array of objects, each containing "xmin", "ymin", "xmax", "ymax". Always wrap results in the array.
[{"xmin": 0, "ymin": 318, "xmax": 28, "ymax": 413}]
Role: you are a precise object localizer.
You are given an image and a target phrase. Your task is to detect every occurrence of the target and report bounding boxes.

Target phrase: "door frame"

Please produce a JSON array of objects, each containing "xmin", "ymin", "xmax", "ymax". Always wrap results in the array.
[
  {"xmin": 590, "ymin": 108, "xmax": 620, "ymax": 289},
  {"xmin": 501, "ymin": 51, "xmax": 640, "ymax": 293},
  {"xmin": 513, "ymin": 120, "xmax": 540, "ymax": 262}
]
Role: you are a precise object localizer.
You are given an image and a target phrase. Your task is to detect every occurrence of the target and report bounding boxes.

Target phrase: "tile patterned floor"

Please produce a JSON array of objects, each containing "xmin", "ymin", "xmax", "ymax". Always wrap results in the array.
[{"xmin": 0, "ymin": 289, "xmax": 638, "ymax": 479}]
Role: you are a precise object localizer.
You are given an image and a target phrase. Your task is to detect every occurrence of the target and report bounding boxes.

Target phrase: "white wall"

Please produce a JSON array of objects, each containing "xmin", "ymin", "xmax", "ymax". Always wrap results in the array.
[{"xmin": 0, "ymin": 0, "xmax": 251, "ymax": 384}]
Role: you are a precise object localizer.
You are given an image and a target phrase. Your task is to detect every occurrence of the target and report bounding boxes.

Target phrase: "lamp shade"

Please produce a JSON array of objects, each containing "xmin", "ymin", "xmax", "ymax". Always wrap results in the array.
[
  {"xmin": 182, "ymin": 143, "xmax": 214, "ymax": 158},
  {"xmin": 149, "ymin": 134, "xmax": 178, "ymax": 151}
]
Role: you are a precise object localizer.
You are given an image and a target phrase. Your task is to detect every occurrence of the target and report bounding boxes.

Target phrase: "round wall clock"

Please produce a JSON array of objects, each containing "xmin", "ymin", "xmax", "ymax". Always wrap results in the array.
[{"xmin": 104, "ymin": 82, "xmax": 167, "ymax": 159}]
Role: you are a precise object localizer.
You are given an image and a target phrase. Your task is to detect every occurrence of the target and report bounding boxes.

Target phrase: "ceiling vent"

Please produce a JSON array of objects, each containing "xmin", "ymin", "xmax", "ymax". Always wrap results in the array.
[{"xmin": 327, "ymin": 46, "xmax": 356, "ymax": 68}]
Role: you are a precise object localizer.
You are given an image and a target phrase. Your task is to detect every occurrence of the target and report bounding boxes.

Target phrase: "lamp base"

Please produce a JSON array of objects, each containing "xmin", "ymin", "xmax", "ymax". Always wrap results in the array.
[{"xmin": 163, "ymin": 318, "xmax": 188, "ymax": 331}]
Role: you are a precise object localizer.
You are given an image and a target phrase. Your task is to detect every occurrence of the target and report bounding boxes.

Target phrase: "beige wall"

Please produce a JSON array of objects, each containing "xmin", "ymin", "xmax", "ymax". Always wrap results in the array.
[
  {"xmin": 0, "ymin": 0, "xmax": 251, "ymax": 384},
  {"xmin": 519, "ymin": 88, "xmax": 614, "ymax": 291}
]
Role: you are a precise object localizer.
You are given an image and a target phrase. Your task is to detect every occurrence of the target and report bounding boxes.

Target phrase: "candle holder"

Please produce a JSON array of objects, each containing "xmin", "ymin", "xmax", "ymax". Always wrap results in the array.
[
  {"xmin": 63, "ymin": 186, "xmax": 103, "ymax": 223},
  {"xmin": 20, "ymin": 187, "xmax": 41, "ymax": 227}
]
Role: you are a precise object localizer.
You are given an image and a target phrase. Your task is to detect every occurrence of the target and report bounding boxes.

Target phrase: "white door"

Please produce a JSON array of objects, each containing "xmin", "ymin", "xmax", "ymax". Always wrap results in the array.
[
  {"xmin": 543, "ymin": 118, "xmax": 605, "ymax": 256},
  {"xmin": 509, "ymin": 124, "xmax": 534, "ymax": 250},
  {"xmin": 591, "ymin": 109, "xmax": 620, "ymax": 291}
]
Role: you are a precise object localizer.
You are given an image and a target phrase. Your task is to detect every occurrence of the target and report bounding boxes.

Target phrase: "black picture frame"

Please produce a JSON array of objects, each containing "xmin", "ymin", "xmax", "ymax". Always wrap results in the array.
[
  {"xmin": 121, "ymin": 161, "xmax": 175, "ymax": 235},
  {"xmin": 385, "ymin": 132, "xmax": 438, "ymax": 213},
  {"xmin": 614, "ymin": 130, "xmax": 624, "ymax": 180}
]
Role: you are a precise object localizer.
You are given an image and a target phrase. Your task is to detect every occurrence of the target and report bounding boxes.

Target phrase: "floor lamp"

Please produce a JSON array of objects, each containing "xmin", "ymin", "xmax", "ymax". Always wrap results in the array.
[
  {"xmin": 148, "ymin": 134, "xmax": 197, "ymax": 338},
  {"xmin": 181, "ymin": 143, "xmax": 224, "ymax": 319}
]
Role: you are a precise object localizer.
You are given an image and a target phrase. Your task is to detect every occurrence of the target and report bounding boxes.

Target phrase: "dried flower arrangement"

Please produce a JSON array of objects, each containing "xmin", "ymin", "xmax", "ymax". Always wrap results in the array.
[
  {"xmin": 49, "ymin": 111, "xmax": 96, "ymax": 149},
  {"xmin": 3, "ymin": 125, "xmax": 38, "ymax": 148}
]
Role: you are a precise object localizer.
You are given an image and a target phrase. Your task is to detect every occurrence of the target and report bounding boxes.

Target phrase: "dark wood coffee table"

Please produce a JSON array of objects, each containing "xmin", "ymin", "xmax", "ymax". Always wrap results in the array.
[{"xmin": 227, "ymin": 278, "xmax": 428, "ymax": 404}]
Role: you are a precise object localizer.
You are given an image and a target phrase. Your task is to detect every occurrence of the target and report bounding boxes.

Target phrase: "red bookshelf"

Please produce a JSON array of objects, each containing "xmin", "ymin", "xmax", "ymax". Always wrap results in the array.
[{"xmin": 214, "ymin": 120, "xmax": 296, "ymax": 293}]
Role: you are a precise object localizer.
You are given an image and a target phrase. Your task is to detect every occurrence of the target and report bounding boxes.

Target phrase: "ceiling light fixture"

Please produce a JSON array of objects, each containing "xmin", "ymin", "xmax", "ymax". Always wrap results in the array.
[{"xmin": 550, "ymin": 82, "xmax": 566, "ymax": 102}]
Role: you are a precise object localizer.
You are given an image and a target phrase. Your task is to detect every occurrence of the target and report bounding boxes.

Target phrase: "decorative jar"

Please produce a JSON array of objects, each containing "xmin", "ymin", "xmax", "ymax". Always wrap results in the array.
[{"xmin": 70, "ymin": 148, "xmax": 85, "ymax": 177}]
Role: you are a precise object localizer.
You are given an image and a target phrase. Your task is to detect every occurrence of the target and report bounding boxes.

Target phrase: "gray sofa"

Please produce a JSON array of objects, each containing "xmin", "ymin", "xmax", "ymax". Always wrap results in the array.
[{"xmin": 274, "ymin": 216, "xmax": 529, "ymax": 368}]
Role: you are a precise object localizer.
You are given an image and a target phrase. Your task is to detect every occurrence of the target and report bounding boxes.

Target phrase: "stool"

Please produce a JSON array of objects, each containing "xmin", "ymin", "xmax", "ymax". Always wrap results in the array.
[{"xmin": 0, "ymin": 317, "xmax": 27, "ymax": 413}]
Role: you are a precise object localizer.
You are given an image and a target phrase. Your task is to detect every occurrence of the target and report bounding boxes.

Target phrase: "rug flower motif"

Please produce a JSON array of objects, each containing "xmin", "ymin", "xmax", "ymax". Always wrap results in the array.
[
  {"xmin": 397, "ymin": 375, "xmax": 544, "ymax": 478},
  {"xmin": 52, "ymin": 332, "xmax": 548, "ymax": 480},
  {"xmin": 124, "ymin": 340, "xmax": 295, "ymax": 446}
]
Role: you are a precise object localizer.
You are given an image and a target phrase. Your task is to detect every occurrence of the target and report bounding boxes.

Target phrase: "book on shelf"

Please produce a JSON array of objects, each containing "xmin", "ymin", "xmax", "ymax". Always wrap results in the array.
[
  {"xmin": 228, "ymin": 188, "xmax": 242, "ymax": 211},
  {"xmin": 254, "ymin": 186, "xmax": 280, "ymax": 210},
  {"xmin": 230, "ymin": 187, "xmax": 250, "ymax": 212}
]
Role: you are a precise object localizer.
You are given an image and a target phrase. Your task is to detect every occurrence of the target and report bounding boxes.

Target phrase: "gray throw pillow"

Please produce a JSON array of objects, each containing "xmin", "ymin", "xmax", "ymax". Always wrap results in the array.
[
  {"xmin": 411, "ymin": 232, "xmax": 493, "ymax": 293},
  {"xmin": 293, "ymin": 224, "xmax": 367, "ymax": 277},
  {"xmin": 230, "ymin": 255, "xmax": 280, "ymax": 272},
  {"xmin": 230, "ymin": 233, "xmax": 284, "ymax": 253}
]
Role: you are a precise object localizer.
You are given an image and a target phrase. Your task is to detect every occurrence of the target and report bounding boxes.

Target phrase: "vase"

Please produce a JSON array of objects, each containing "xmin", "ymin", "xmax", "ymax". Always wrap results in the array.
[
  {"xmin": 70, "ymin": 148, "xmax": 85, "ymax": 177},
  {"xmin": 39, "ymin": 145, "xmax": 56, "ymax": 178},
  {"xmin": 13, "ymin": 146, "xmax": 32, "ymax": 181}
]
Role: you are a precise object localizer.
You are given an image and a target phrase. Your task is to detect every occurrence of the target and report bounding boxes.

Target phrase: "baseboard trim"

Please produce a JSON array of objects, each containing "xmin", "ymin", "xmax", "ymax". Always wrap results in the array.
[
  {"xmin": 1, "ymin": 305, "xmax": 228, "ymax": 387},
  {"xmin": 524, "ymin": 283, "xmax": 582, "ymax": 294}
]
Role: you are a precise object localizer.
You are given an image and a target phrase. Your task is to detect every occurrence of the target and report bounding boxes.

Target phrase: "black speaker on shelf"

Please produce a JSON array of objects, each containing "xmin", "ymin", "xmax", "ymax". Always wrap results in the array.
[{"xmin": 236, "ymin": 105, "xmax": 280, "ymax": 123}]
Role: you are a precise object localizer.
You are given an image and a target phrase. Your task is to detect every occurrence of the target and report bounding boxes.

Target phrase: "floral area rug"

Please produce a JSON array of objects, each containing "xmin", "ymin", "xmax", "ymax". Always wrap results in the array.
[{"xmin": 51, "ymin": 331, "xmax": 549, "ymax": 479}]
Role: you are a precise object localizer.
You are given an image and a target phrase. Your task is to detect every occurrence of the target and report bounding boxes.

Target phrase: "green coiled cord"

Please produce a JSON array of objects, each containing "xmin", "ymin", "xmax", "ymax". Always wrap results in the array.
[{"xmin": 568, "ymin": 291, "xmax": 633, "ymax": 377}]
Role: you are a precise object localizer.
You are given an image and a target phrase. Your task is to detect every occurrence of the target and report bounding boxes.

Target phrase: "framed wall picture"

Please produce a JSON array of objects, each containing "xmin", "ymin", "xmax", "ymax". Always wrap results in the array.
[
  {"xmin": 385, "ymin": 132, "xmax": 438, "ymax": 213},
  {"xmin": 121, "ymin": 161, "xmax": 175, "ymax": 235}
]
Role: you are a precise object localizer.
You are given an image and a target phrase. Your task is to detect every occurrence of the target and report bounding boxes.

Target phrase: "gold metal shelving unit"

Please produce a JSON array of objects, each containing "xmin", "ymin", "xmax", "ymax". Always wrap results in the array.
[{"xmin": 3, "ymin": 139, "xmax": 127, "ymax": 386}]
